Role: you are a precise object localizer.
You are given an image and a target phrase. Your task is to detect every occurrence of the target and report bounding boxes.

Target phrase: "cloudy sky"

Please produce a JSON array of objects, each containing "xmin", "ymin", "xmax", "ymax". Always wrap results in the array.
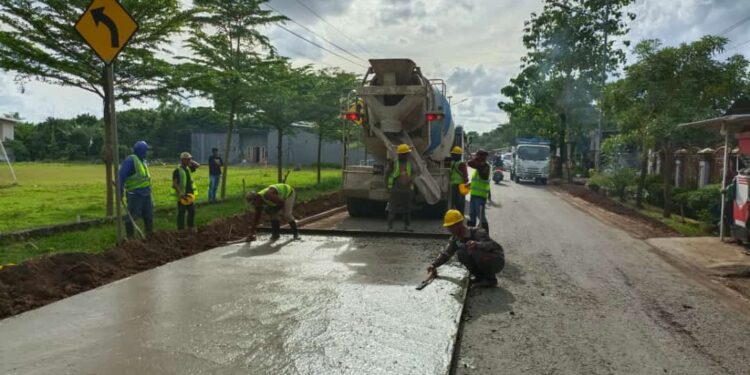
[{"xmin": 2, "ymin": 0, "xmax": 750, "ymax": 133}]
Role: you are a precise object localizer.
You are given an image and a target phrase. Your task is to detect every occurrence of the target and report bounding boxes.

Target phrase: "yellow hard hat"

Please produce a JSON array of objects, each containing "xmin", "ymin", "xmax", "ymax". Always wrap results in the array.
[
  {"xmin": 443, "ymin": 209, "xmax": 465, "ymax": 227},
  {"xmin": 458, "ymin": 183, "xmax": 470, "ymax": 196},
  {"xmin": 451, "ymin": 146, "xmax": 463, "ymax": 155},
  {"xmin": 180, "ymin": 193, "xmax": 195, "ymax": 205},
  {"xmin": 396, "ymin": 144, "xmax": 411, "ymax": 154}
]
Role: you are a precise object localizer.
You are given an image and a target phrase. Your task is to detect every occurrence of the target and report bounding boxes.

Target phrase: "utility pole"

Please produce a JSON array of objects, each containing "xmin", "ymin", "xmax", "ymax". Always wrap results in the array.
[{"xmin": 594, "ymin": 2, "xmax": 612, "ymax": 171}]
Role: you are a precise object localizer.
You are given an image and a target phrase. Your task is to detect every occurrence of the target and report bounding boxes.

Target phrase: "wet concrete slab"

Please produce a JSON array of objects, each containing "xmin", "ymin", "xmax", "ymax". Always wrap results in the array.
[{"xmin": 0, "ymin": 235, "xmax": 468, "ymax": 375}]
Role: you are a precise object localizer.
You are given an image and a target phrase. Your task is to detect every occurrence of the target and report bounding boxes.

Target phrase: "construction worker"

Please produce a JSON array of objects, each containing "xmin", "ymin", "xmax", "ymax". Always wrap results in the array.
[
  {"xmin": 173, "ymin": 152, "xmax": 200, "ymax": 231},
  {"xmin": 385, "ymin": 144, "xmax": 414, "ymax": 232},
  {"xmin": 119, "ymin": 141, "xmax": 153, "ymax": 238},
  {"xmin": 467, "ymin": 149, "xmax": 491, "ymax": 232},
  {"xmin": 207, "ymin": 147, "xmax": 223, "ymax": 203},
  {"xmin": 246, "ymin": 183, "xmax": 300, "ymax": 241},
  {"xmin": 449, "ymin": 146, "xmax": 469, "ymax": 215},
  {"xmin": 427, "ymin": 210, "xmax": 505, "ymax": 288}
]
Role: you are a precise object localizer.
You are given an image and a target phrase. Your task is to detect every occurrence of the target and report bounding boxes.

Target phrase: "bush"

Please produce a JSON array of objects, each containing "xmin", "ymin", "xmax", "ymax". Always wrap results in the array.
[
  {"xmin": 673, "ymin": 184, "xmax": 721, "ymax": 224},
  {"xmin": 588, "ymin": 166, "xmax": 637, "ymax": 200}
]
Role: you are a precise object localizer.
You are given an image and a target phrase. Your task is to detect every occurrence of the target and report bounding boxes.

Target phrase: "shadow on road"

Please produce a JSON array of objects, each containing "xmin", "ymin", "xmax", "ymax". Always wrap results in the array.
[{"xmin": 223, "ymin": 239, "xmax": 294, "ymax": 258}]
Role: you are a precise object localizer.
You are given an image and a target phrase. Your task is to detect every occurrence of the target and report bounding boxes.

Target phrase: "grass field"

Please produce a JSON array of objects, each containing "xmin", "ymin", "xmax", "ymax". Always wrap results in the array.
[{"xmin": 0, "ymin": 163, "xmax": 341, "ymax": 233}]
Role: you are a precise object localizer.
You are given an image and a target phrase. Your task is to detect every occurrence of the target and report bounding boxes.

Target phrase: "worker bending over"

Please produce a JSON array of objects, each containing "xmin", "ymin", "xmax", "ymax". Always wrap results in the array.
[
  {"xmin": 449, "ymin": 146, "xmax": 469, "ymax": 215},
  {"xmin": 173, "ymin": 152, "xmax": 200, "ymax": 231},
  {"xmin": 246, "ymin": 183, "xmax": 300, "ymax": 241},
  {"xmin": 385, "ymin": 144, "xmax": 415, "ymax": 232},
  {"xmin": 468, "ymin": 149, "xmax": 491, "ymax": 231},
  {"xmin": 427, "ymin": 210, "xmax": 505, "ymax": 288}
]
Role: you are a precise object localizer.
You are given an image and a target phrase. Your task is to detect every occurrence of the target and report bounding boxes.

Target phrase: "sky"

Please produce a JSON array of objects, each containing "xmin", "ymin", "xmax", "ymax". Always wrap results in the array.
[{"xmin": 2, "ymin": 0, "xmax": 750, "ymax": 133}]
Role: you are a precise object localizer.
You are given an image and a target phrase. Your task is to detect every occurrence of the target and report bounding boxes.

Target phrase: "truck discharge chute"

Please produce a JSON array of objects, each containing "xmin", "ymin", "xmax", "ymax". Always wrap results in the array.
[{"xmin": 342, "ymin": 59, "xmax": 462, "ymax": 216}]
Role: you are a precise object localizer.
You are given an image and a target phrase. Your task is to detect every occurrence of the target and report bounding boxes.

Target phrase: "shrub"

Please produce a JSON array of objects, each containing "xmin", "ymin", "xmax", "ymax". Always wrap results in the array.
[{"xmin": 673, "ymin": 184, "xmax": 721, "ymax": 224}]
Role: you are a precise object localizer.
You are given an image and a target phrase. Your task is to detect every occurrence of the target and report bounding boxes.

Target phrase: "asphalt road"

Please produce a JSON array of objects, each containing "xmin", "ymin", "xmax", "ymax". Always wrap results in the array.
[{"xmin": 455, "ymin": 176, "xmax": 750, "ymax": 374}]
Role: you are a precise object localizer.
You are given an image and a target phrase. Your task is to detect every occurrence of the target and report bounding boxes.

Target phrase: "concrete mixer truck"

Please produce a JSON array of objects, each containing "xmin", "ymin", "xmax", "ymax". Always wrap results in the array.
[{"xmin": 341, "ymin": 59, "xmax": 464, "ymax": 217}]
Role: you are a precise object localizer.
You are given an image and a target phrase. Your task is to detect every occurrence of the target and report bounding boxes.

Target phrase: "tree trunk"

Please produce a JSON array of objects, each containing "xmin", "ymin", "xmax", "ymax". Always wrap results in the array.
[
  {"xmin": 662, "ymin": 140, "xmax": 674, "ymax": 218},
  {"xmin": 220, "ymin": 103, "xmax": 236, "ymax": 200},
  {"xmin": 317, "ymin": 128, "xmax": 323, "ymax": 185},
  {"xmin": 277, "ymin": 127, "xmax": 284, "ymax": 183},
  {"xmin": 102, "ymin": 69, "xmax": 114, "ymax": 217},
  {"xmin": 556, "ymin": 112, "xmax": 567, "ymax": 179},
  {"xmin": 636, "ymin": 135, "xmax": 648, "ymax": 208}
]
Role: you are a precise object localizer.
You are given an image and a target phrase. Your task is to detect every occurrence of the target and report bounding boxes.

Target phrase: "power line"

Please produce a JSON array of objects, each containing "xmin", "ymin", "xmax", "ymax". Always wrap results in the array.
[
  {"xmin": 274, "ymin": 23, "xmax": 368, "ymax": 69},
  {"xmin": 266, "ymin": 4, "xmax": 368, "ymax": 64},
  {"xmin": 724, "ymin": 38, "xmax": 750, "ymax": 53},
  {"xmin": 718, "ymin": 15, "xmax": 750, "ymax": 36},
  {"xmin": 293, "ymin": 0, "xmax": 377, "ymax": 58}
]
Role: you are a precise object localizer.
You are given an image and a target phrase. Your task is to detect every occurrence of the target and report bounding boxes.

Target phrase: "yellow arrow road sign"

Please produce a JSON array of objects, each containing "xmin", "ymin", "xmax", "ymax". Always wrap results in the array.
[{"xmin": 75, "ymin": 0, "xmax": 138, "ymax": 64}]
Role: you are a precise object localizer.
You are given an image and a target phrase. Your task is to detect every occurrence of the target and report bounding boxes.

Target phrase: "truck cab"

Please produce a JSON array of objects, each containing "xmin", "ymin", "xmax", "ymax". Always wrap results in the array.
[{"xmin": 511, "ymin": 138, "xmax": 551, "ymax": 185}]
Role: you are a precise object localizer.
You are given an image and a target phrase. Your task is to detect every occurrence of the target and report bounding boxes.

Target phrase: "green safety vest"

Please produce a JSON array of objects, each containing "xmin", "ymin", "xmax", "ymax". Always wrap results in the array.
[
  {"xmin": 259, "ymin": 184, "xmax": 293, "ymax": 207},
  {"xmin": 450, "ymin": 161, "xmax": 465, "ymax": 185},
  {"xmin": 470, "ymin": 169, "xmax": 490, "ymax": 198},
  {"xmin": 124, "ymin": 155, "xmax": 151, "ymax": 192},
  {"xmin": 388, "ymin": 160, "xmax": 413, "ymax": 189},
  {"xmin": 174, "ymin": 166, "xmax": 198, "ymax": 200}
]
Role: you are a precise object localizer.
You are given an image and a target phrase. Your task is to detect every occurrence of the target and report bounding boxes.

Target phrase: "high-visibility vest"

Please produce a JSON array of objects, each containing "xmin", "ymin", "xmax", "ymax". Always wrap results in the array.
[
  {"xmin": 259, "ymin": 184, "xmax": 293, "ymax": 207},
  {"xmin": 174, "ymin": 166, "xmax": 198, "ymax": 200},
  {"xmin": 388, "ymin": 160, "xmax": 413, "ymax": 189},
  {"xmin": 124, "ymin": 155, "xmax": 151, "ymax": 192},
  {"xmin": 450, "ymin": 161, "xmax": 465, "ymax": 185},
  {"xmin": 470, "ymin": 169, "xmax": 490, "ymax": 198}
]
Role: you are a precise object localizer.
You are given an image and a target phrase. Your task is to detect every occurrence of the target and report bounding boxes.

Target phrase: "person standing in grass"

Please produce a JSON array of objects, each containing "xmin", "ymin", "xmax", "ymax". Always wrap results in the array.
[
  {"xmin": 207, "ymin": 147, "xmax": 223, "ymax": 203},
  {"xmin": 173, "ymin": 152, "xmax": 200, "ymax": 232},
  {"xmin": 119, "ymin": 141, "xmax": 153, "ymax": 239}
]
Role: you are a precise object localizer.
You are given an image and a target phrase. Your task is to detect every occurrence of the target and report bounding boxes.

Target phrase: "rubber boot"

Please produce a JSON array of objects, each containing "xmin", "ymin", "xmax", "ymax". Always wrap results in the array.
[
  {"xmin": 481, "ymin": 222, "xmax": 490, "ymax": 233},
  {"xmin": 403, "ymin": 214, "xmax": 413, "ymax": 232},
  {"xmin": 270, "ymin": 220, "xmax": 281, "ymax": 241},
  {"xmin": 289, "ymin": 220, "xmax": 300, "ymax": 240}
]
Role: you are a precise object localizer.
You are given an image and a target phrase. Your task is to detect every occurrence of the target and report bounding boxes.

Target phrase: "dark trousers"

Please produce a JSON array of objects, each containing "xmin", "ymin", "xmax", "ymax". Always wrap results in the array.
[
  {"xmin": 457, "ymin": 247, "xmax": 505, "ymax": 282},
  {"xmin": 451, "ymin": 184, "xmax": 466, "ymax": 215},
  {"xmin": 125, "ymin": 193, "xmax": 153, "ymax": 238},
  {"xmin": 468, "ymin": 196, "xmax": 488, "ymax": 227},
  {"xmin": 177, "ymin": 202, "xmax": 195, "ymax": 230}
]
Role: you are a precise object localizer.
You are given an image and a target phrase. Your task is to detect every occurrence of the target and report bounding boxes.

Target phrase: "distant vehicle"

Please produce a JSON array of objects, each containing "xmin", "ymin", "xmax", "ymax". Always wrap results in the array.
[
  {"xmin": 511, "ymin": 138, "xmax": 550, "ymax": 185},
  {"xmin": 493, "ymin": 164, "xmax": 504, "ymax": 184}
]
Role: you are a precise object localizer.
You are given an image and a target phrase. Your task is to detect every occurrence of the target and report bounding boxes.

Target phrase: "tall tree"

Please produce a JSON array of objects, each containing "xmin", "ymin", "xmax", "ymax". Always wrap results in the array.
[
  {"xmin": 181, "ymin": 0, "xmax": 284, "ymax": 199},
  {"xmin": 0, "ymin": 0, "xmax": 192, "ymax": 215},
  {"xmin": 308, "ymin": 69, "xmax": 357, "ymax": 184},
  {"xmin": 608, "ymin": 37, "xmax": 749, "ymax": 217},
  {"xmin": 501, "ymin": 0, "xmax": 635, "ymax": 178}
]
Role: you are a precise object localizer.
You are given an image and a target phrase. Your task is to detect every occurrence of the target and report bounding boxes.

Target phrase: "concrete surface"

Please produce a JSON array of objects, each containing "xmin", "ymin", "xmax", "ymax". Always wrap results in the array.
[
  {"xmin": 455, "ymin": 177, "xmax": 750, "ymax": 375},
  {"xmin": 0, "ymin": 235, "xmax": 468, "ymax": 375},
  {"xmin": 647, "ymin": 237, "xmax": 750, "ymax": 271}
]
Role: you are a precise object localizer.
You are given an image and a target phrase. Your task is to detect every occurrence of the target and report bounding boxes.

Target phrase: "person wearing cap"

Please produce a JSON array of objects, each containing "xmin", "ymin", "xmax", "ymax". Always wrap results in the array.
[
  {"xmin": 173, "ymin": 152, "xmax": 200, "ymax": 231},
  {"xmin": 119, "ymin": 141, "xmax": 153, "ymax": 238},
  {"xmin": 427, "ymin": 210, "xmax": 505, "ymax": 288},
  {"xmin": 245, "ymin": 183, "xmax": 299, "ymax": 241},
  {"xmin": 467, "ymin": 149, "xmax": 491, "ymax": 232},
  {"xmin": 449, "ymin": 146, "xmax": 469, "ymax": 215},
  {"xmin": 385, "ymin": 143, "xmax": 415, "ymax": 232}
]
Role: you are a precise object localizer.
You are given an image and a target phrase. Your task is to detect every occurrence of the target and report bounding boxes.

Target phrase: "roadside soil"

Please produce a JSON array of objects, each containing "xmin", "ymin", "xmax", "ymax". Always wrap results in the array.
[
  {"xmin": 0, "ymin": 192, "xmax": 345, "ymax": 319},
  {"xmin": 550, "ymin": 182, "xmax": 680, "ymax": 239}
]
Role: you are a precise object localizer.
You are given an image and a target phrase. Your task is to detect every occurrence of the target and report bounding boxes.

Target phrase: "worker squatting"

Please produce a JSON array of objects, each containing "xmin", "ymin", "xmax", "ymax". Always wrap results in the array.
[
  {"xmin": 120, "ymin": 141, "xmax": 505, "ymax": 288},
  {"xmin": 119, "ymin": 141, "xmax": 299, "ymax": 241}
]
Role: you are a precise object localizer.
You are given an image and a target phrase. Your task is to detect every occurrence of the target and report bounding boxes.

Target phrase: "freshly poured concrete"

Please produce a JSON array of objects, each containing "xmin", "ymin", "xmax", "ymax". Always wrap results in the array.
[{"xmin": 0, "ymin": 235, "xmax": 467, "ymax": 375}]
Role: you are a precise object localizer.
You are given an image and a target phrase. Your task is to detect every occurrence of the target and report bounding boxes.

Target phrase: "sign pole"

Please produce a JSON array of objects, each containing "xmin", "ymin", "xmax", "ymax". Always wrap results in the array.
[{"xmin": 108, "ymin": 63, "xmax": 123, "ymax": 243}]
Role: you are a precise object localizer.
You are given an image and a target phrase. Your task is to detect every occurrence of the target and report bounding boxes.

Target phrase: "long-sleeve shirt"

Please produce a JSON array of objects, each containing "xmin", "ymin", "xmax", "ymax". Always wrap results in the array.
[
  {"xmin": 119, "ymin": 156, "xmax": 151, "ymax": 196},
  {"xmin": 431, "ymin": 228, "xmax": 504, "ymax": 268}
]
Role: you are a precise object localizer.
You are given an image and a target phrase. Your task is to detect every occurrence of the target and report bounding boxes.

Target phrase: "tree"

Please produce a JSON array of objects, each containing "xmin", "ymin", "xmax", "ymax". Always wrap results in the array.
[
  {"xmin": 254, "ymin": 60, "xmax": 316, "ymax": 182},
  {"xmin": 308, "ymin": 69, "xmax": 357, "ymax": 184},
  {"xmin": 500, "ymin": 0, "xmax": 636, "ymax": 178},
  {"xmin": 0, "ymin": 0, "xmax": 192, "ymax": 215},
  {"xmin": 181, "ymin": 0, "xmax": 284, "ymax": 199},
  {"xmin": 608, "ymin": 37, "xmax": 749, "ymax": 217}
]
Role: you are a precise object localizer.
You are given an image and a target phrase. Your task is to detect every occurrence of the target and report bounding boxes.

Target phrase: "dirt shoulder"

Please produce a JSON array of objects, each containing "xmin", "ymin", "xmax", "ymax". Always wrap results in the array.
[
  {"xmin": 550, "ymin": 183, "xmax": 680, "ymax": 239},
  {"xmin": 0, "ymin": 192, "xmax": 344, "ymax": 319}
]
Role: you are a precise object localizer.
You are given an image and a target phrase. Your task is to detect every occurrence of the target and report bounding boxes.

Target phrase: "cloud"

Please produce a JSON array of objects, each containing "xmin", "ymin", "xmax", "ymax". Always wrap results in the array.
[
  {"xmin": 377, "ymin": 0, "xmax": 427, "ymax": 25},
  {"xmin": 447, "ymin": 66, "xmax": 505, "ymax": 97}
]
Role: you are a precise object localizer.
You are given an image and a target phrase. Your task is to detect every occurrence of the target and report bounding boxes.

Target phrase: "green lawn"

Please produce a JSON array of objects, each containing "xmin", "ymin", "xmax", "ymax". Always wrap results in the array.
[
  {"xmin": 0, "ymin": 163, "xmax": 341, "ymax": 233},
  {"xmin": 624, "ymin": 201, "xmax": 707, "ymax": 237},
  {"xmin": 0, "ymin": 163, "xmax": 341, "ymax": 265}
]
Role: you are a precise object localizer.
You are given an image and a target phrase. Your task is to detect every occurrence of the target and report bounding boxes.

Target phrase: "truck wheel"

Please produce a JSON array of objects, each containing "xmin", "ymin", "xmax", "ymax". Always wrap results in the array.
[
  {"xmin": 347, "ymin": 198, "xmax": 373, "ymax": 217},
  {"xmin": 540, "ymin": 178, "xmax": 548, "ymax": 185},
  {"xmin": 515, "ymin": 175, "xmax": 520, "ymax": 183}
]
